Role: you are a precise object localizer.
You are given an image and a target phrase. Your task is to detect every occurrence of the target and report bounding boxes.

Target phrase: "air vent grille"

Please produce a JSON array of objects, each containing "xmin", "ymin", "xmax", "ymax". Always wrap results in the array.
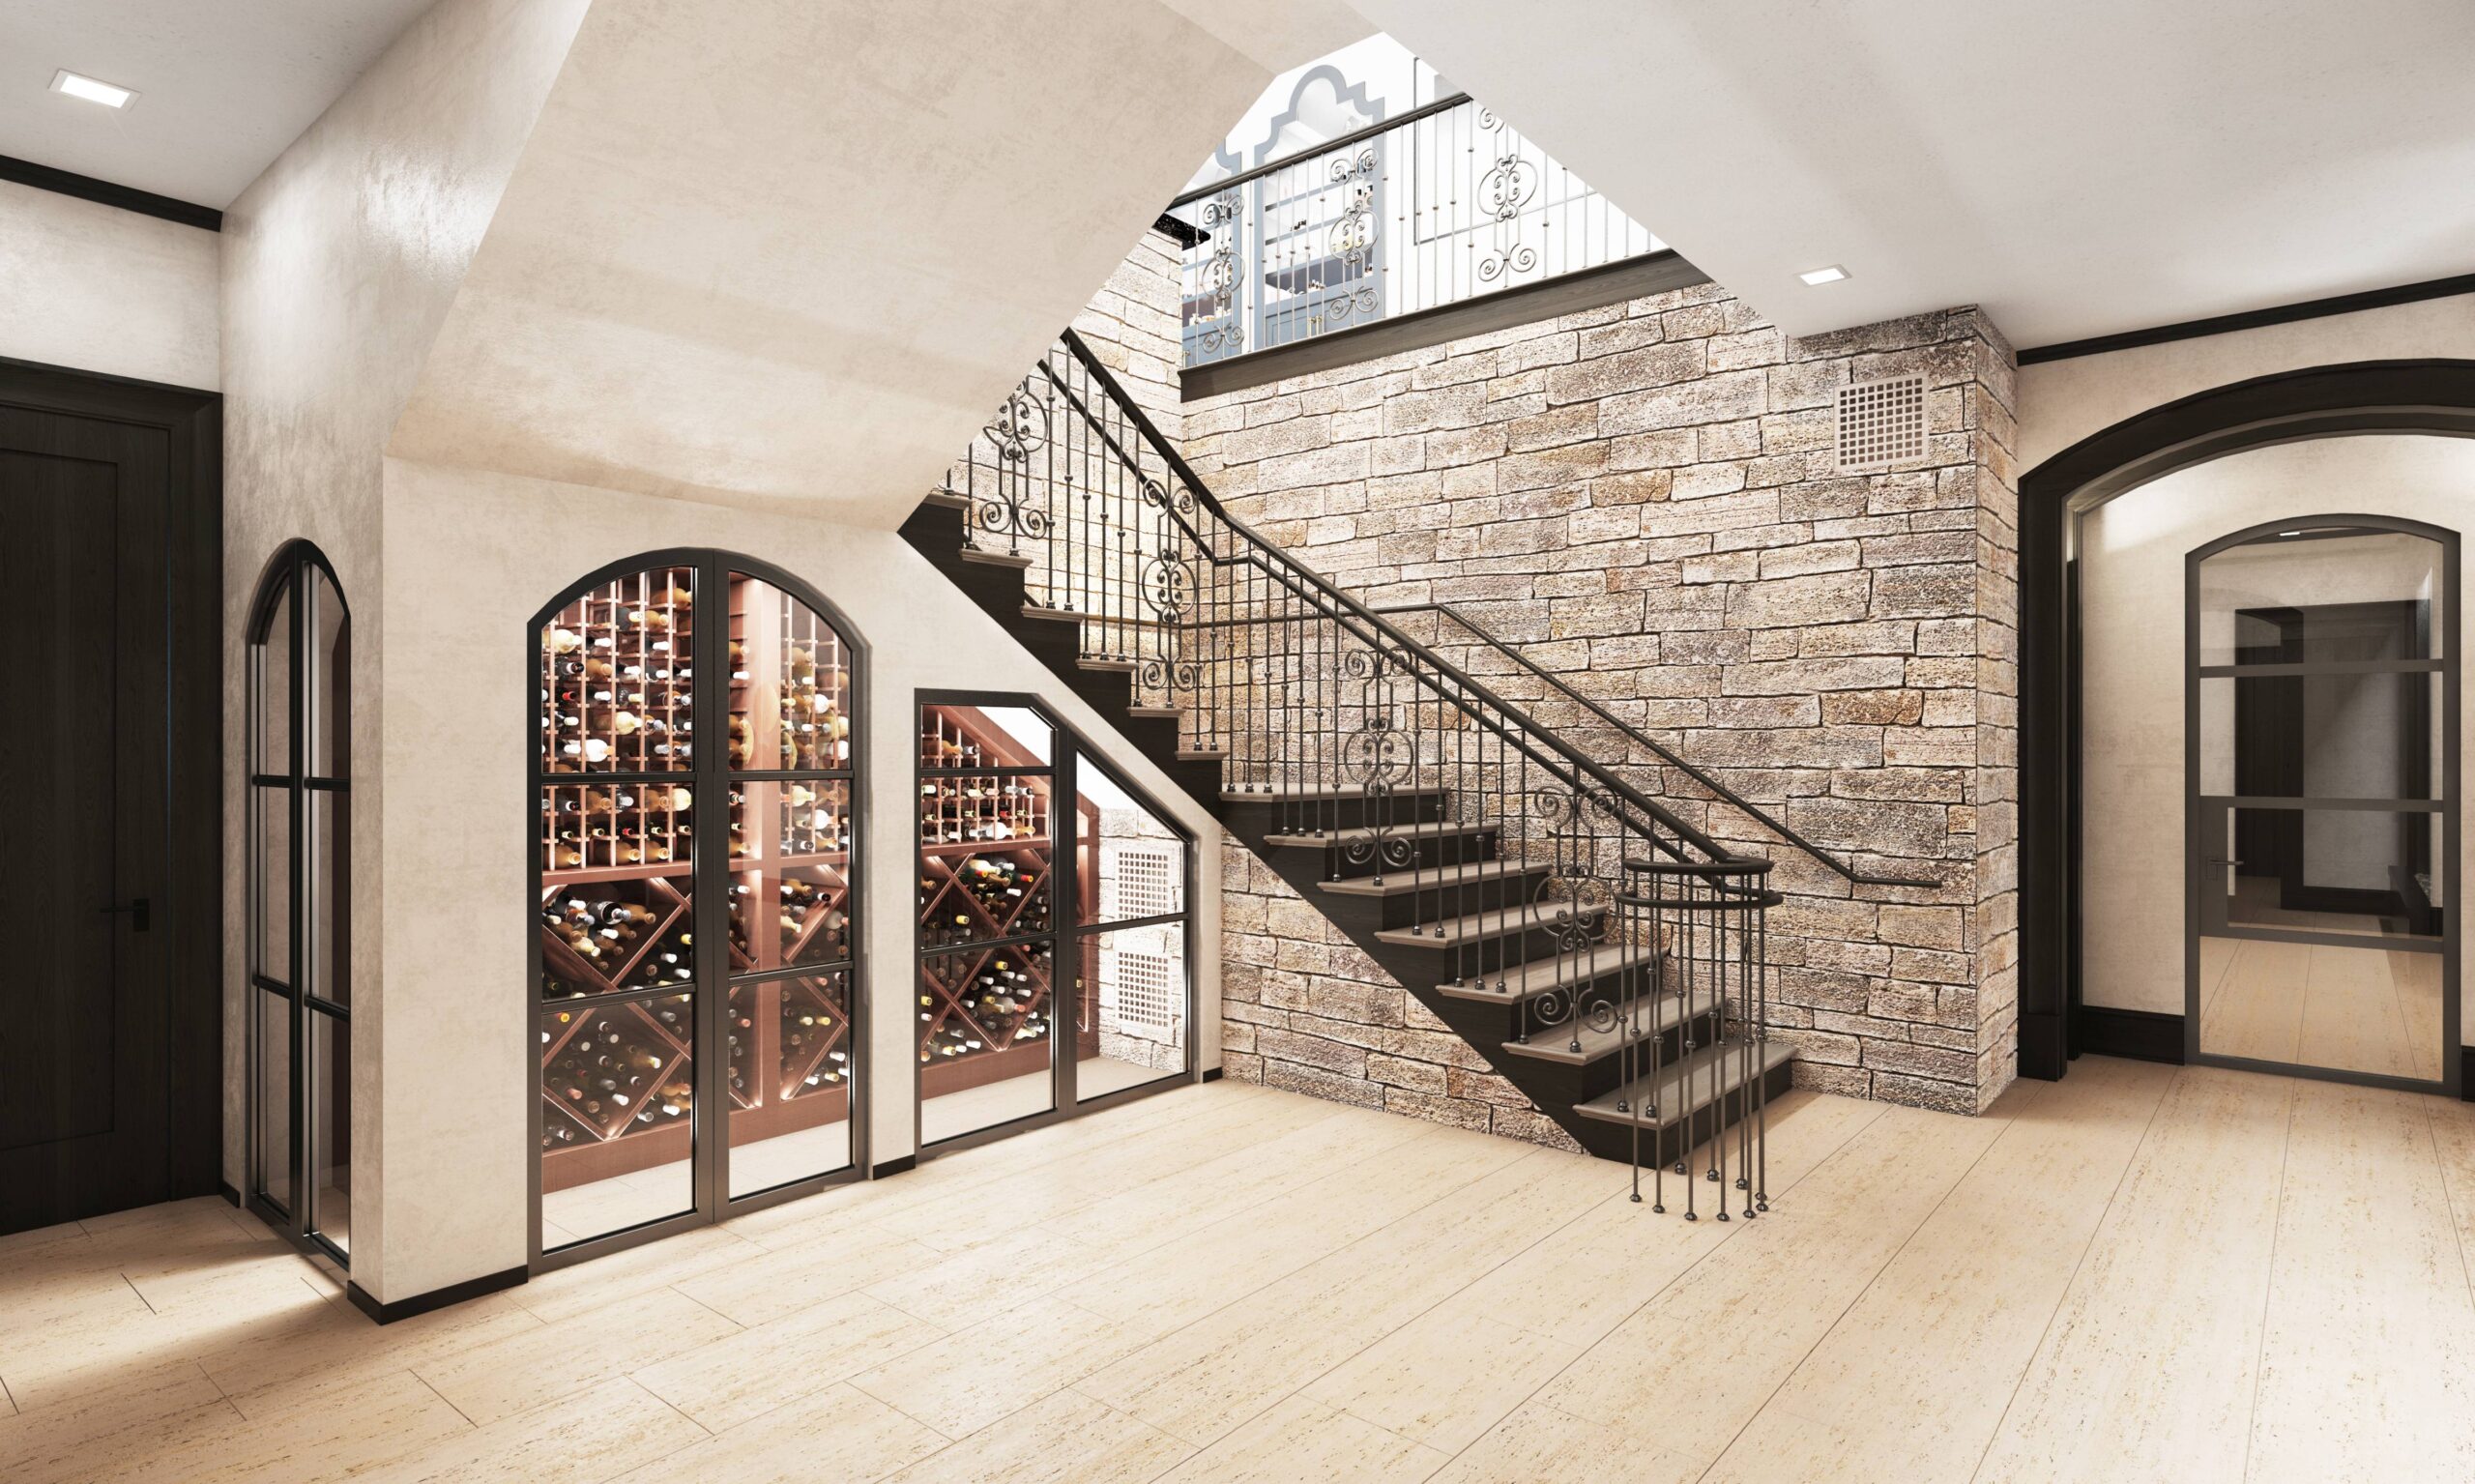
[{"xmin": 1835, "ymin": 374, "xmax": 1927, "ymax": 472}]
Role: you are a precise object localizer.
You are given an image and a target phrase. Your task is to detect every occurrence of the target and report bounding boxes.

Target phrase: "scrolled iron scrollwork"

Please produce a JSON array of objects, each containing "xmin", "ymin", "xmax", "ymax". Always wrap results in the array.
[
  {"xmin": 1475, "ymin": 111, "xmax": 1541, "ymax": 284},
  {"xmin": 1191, "ymin": 189, "xmax": 1245, "ymax": 357}
]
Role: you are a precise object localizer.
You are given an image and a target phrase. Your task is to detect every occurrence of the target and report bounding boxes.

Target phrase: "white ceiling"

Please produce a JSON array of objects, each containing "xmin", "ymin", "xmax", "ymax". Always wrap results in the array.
[
  {"xmin": 0, "ymin": 0, "xmax": 435, "ymax": 207},
  {"xmin": 1350, "ymin": 0, "xmax": 2475, "ymax": 348}
]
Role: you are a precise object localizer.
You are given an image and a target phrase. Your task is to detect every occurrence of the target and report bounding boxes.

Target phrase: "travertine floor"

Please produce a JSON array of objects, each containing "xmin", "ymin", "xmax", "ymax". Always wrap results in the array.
[
  {"xmin": 6, "ymin": 1059, "xmax": 2474, "ymax": 1483},
  {"xmin": 2199, "ymin": 932, "xmax": 2447, "ymax": 1081}
]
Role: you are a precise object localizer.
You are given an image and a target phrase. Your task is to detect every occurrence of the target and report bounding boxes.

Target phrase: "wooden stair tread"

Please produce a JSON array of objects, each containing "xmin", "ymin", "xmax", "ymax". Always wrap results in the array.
[
  {"xmin": 1437, "ymin": 943, "xmax": 1651, "ymax": 1003},
  {"xmin": 1497, "ymin": 986, "xmax": 1719, "ymax": 1066},
  {"xmin": 1176, "ymin": 748, "xmax": 1229, "ymax": 762},
  {"xmin": 1575, "ymin": 1039, "xmax": 1794, "ymax": 1130},
  {"xmin": 957, "ymin": 546, "xmax": 1034, "ymax": 568},
  {"xmin": 1078, "ymin": 657, "xmax": 1139, "ymax": 673},
  {"xmin": 921, "ymin": 488, "xmax": 972, "ymax": 511},
  {"xmin": 1373, "ymin": 900, "xmax": 1607, "ymax": 949},
  {"xmin": 1262, "ymin": 820, "xmax": 1498, "ymax": 849},
  {"xmin": 1126, "ymin": 707, "xmax": 1181, "ymax": 720},
  {"xmin": 1221, "ymin": 785, "xmax": 1449, "ymax": 803},
  {"xmin": 1315, "ymin": 859, "xmax": 1546, "ymax": 898}
]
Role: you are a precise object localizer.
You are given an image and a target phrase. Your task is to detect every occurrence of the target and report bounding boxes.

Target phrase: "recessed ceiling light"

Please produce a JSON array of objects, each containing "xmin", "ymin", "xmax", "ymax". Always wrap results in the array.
[
  {"xmin": 1798, "ymin": 264, "xmax": 1849, "ymax": 286},
  {"xmin": 50, "ymin": 70, "xmax": 137, "ymax": 109}
]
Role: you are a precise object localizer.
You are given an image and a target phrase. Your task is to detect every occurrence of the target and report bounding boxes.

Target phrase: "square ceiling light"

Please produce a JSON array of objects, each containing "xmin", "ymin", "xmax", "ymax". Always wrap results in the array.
[{"xmin": 50, "ymin": 70, "xmax": 138, "ymax": 109}]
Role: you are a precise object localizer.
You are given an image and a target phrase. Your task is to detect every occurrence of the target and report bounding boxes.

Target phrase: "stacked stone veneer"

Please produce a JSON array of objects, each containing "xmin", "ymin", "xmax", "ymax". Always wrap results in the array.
[{"xmin": 1178, "ymin": 284, "xmax": 2022, "ymax": 1126}]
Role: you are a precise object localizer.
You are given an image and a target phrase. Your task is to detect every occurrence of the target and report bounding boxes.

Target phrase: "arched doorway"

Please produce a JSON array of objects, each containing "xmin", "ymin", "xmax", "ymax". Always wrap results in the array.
[{"xmin": 2018, "ymin": 360, "xmax": 2475, "ymax": 1084}]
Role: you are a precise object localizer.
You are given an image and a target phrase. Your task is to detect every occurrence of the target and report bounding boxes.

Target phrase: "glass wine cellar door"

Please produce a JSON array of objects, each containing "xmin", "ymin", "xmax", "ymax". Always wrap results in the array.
[
  {"xmin": 534, "ymin": 555, "xmax": 862, "ymax": 1266},
  {"xmin": 917, "ymin": 698, "xmax": 1194, "ymax": 1151},
  {"xmin": 2189, "ymin": 519, "xmax": 2460, "ymax": 1091}
]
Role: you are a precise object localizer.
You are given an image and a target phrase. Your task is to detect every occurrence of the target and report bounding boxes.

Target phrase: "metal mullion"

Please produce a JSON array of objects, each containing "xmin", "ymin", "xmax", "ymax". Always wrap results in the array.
[
  {"xmin": 1057, "ymin": 745, "xmax": 1078, "ymax": 1113},
  {"xmin": 726, "ymin": 957, "xmax": 855, "ymax": 988},
  {"xmin": 530, "ymin": 770, "xmax": 697, "ymax": 788},
  {"xmin": 305, "ymin": 996, "xmax": 351, "ymax": 1021},
  {"xmin": 2201, "ymin": 794, "xmax": 2443, "ymax": 812},
  {"xmin": 2204, "ymin": 922, "xmax": 2442, "ymax": 955},
  {"xmin": 1077, "ymin": 910, "xmax": 1190, "ymax": 937},
  {"xmin": 694, "ymin": 555, "xmax": 727, "ymax": 1224},
  {"xmin": 2198, "ymin": 658, "xmax": 2443, "ymax": 678},
  {"xmin": 918, "ymin": 766, "xmax": 1055, "ymax": 779}
]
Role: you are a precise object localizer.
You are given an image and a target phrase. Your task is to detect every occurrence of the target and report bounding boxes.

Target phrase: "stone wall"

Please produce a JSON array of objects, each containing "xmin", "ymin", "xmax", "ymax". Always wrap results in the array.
[{"xmin": 1186, "ymin": 283, "xmax": 2022, "ymax": 1120}]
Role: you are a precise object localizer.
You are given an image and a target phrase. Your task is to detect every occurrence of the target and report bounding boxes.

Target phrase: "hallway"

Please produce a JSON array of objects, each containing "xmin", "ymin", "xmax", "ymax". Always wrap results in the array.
[{"xmin": 3, "ymin": 1061, "xmax": 2470, "ymax": 1483}]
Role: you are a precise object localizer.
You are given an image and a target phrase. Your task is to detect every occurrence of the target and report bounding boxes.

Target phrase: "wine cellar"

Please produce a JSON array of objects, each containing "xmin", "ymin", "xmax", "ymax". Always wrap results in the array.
[
  {"xmin": 916, "ymin": 705, "xmax": 1098, "ymax": 1107},
  {"xmin": 535, "ymin": 556, "xmax": 860, "ymax": 1249}
]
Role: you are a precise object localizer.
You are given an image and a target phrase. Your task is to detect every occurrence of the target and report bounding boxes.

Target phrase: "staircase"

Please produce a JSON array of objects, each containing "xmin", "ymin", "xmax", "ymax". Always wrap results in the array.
[{"xmin": 902, "ymin": 332, "xmax": 1789, "ymax": 1216}]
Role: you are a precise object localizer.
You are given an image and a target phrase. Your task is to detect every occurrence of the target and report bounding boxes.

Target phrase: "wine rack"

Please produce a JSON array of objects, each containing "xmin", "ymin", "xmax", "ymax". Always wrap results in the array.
[
  {"xmin": 538, "ymin": 563, "xmax": 859, "ymax": 1205},
  {"xmin": 915, "ymin": 704, "xmax": 1101, "ymax": 1100},
  {"xmin": 540, "ymin": 567, "xmax": 695, "ymax": 773}
]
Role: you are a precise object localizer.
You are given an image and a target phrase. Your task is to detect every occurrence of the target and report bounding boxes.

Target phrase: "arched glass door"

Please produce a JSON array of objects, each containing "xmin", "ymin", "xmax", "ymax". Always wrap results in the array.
[
  {"xmin": 2189, "ymin": 516, "xmax": 2460, "ymax": 1088},
  {"xmin": 533, "ymin": 553, "xmax": 863, "ymax": 1266},
  {"xmin": 247, "ymin": 542, "xmax": 352, "ymax": 1261}
]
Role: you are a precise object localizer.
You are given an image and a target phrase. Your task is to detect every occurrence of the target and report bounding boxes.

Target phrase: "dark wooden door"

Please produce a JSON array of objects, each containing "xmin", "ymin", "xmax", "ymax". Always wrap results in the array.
[{"xmin": 0, "ymin": 400, "xmax": 183, "ymax": 1233}]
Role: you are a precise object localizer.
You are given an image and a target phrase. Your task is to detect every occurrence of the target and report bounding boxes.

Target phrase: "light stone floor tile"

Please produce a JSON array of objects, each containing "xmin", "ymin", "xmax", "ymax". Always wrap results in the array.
[
  {"xmin": 629, "ymin": 1287, "xmax": 938, "ymax": 1431},
  {"xmin": 1150, "ymin": 1392, "xmax": 1449, "ymax": 1484},
  {"xmin": 1973, "ymin": 1065, "xmax": 2295, "ymax": 1483},
  {"xmin": 848, "ymin": 1292, "xmax": 1154, "ymax": 1440},
  {"xmin": 415, "ymin": 1282, "xmax": 741, "ymax": 1427},
  {"xmin": 1300, "ymin": 1306, "xmax": 1579, "ymax": 1455},
  {"xmin": 604, "ymin": 1381, "xmax": 948, "ymax": 1484},
  {"xmin": 1428, "ymin": 1398, "xmax": 1703, "ymax": 1484},
  {"xmin": 877, "ymin": 1386, "xmax": 1196, "ymax": 1484},
  {"xmin": 8, "ymin": 1071, "xmax": 2470, "ymax": 1484},
  {"xmin": 2243, "ymin": 1079, "xmax": 2475, "ymax": 1483}
]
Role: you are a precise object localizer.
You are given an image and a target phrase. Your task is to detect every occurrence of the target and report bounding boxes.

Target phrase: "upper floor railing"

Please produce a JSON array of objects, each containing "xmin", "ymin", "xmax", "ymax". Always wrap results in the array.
[{"xmin": 1164, "ymin": 93, "xmax": 1662, "ymax": 369}]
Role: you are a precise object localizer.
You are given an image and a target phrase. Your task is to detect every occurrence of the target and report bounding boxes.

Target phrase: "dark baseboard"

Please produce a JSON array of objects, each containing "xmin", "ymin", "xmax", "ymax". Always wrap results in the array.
[
  {"xmin": 2078, "ymin": 1006, "xmax": 2187, "ymax": 1065},
  {"xmin": 2462, "ymin": 1046, "xmax": 2475, "ymax": 1102},
  {"xmin": 345, "ymin": 1266, "xmax": 526, "ymax": 1325},
  {"xmin": 217, "ymin": 1181, "xmax": 241, "ymax": 1208},
  {"xmin": 870, "ymin": 1153, "xmax": 917, "ymax": 1178},
  {"xmin": 1201, "ymin": 1066, "xmax": 1225, "ymax": 1084}
]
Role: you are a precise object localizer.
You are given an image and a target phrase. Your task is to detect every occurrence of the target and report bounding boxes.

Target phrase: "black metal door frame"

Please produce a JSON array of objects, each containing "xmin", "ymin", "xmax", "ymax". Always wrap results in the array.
[{"xmin": 2180, "ymin": 515, "xmax": 2460, "ymax": 1094}]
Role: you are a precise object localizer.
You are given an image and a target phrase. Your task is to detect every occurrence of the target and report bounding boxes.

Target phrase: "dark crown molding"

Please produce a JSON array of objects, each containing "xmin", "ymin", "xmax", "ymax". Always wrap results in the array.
[
  {"xmin": 2019, "ymin": 272, "xmax": 2475, "ymax": 365},
  {"xmin": 0, "ymin": 154, "xmax": 221, "ymax": 232}
]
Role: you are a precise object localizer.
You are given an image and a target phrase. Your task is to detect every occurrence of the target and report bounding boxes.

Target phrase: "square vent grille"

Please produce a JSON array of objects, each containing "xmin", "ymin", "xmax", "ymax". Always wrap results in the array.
[{"xmin": 1835, "ymin": 374, "xmax": 1927, "ymax": 472}]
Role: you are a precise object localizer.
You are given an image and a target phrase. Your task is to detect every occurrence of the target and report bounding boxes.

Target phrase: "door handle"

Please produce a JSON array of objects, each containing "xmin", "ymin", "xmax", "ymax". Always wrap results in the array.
[
  {"xmin": 2204, "ymin": 858, "xmax": 2245, "ymax": 868},
  {"xmin": 101, "ymin": 898, "xmax": 150, "ymax": 933}
]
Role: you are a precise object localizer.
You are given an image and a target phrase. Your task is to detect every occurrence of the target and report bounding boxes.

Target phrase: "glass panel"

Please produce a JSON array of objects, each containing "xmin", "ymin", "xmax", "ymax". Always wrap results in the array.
[
  {"xmin": 255, "ymin": 988, "xmax": 292, "ymax": 1209},
  {"xmin": 728, "ymin": 575, "xmax": 853, "ymax": 772},
  {"xmin": 1076, "ymin": 752, "xmax": 1186, "ymax": 926},
  {"xmin": 729, "ymin": 779, "xmax": 851, "ymax": 974},
  {"xmin": 309, "ymin": 1006, "xmax": 351, "ymax": 1253},
  {"xmin": 539, "ymin": 785, "xmax": 695, "ymax": 1000},
  {"xmin": 918, "ymin": 843, "xmax": 1053, "ymax": 948},
  {"xmin": 539, "ymin": 993, "xmax": 696, "ymax": 1246},
  {"xmin": 2200, "ymin": 672, "xmax": 2440, "ymax": 802},
  {"xmin": 307, "ymin": 566, "xmax": 349, "ymax": 779},
  {"xmin": 307, "ymin": 790, "xmax": 349, "ymax": 1006},
  {"xmin": 918, "ymin": 771, "xmax": 1053, "ymax": 853},
  {"xmin": 727, "ymin": 972, "xmax": 854, "ymax": 1197},
  {"xmin": 919, "ymin": 942, "xmax": 1056, "ymax": 1143},
  {"xmin": 1076, "ymin": 922, "xmax": 1187, "ymax": 1098},
  {"xmin": 919, "ymin": 704, "xmax": 1054, "ymax": 769},
  {"xmin": 540, "ymin": 567, "xmax": 695, "ymax": 773},
  {"xmin": 254, "ymin": 784, "xmax": 291, "ymax": 982},
  {"xmin": 2198, "ymin": 528, "xmax": 2443, "ymax": 667},
  {"xmin": 2208, "ymin": 806, "xmax": 2442, "ymax": 944},
  {"xmin": 2198, "ymin": 937, "xmax": 2445, "ymax": 1081},
  {"xmin": 256, "ymin": 579, "xmax": 292, "ymax": 775}
]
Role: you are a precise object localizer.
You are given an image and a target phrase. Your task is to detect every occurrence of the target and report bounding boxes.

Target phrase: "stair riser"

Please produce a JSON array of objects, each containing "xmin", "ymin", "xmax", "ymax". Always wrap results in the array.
[
  {"xmin": 1219, "ymin": 793, "xmax": 1452, "ymax": 834},
  {"xmin": 1571, "ymin": 1054, "xmax": 1796, "ymax": 1169},
  {"xmin": 1414, "ymin": 919, "xmax": 1612, "ymax": 980}
]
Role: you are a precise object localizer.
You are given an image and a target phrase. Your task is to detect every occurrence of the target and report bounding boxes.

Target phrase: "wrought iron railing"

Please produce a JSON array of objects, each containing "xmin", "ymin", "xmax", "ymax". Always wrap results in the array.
[
  {"xmin": 941, "ymin": 330, "xmax": 1775, "ymax": 1206},
  {"xmin": 1164, "ymin": 93, "xmax": 1662, "ymax": 368},
  {"xmin": 1375, "ymin": 602, "xmax": 1942, "ymax": 890}
]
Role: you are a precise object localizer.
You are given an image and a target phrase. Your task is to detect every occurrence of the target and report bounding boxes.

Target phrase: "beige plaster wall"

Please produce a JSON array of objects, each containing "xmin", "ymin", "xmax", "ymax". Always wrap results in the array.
[
  {"xmin": 218, "ymin": 0, "xmax": 591, "ymax": 1299},
  {"xmin": 2078, "ymin": 435, "xmax": 2475, "ymax": 1042},
  {"xmin": 0, "ymin": 180, "xmax": 219, "ymax": 389},
  {"xmin": 377, "ymin": 458, "xmax": 1222, "ymax": 1300},
  {"xmin": 2018, "ymin": 292, "xmax": 2475, "ymax": 471}
]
